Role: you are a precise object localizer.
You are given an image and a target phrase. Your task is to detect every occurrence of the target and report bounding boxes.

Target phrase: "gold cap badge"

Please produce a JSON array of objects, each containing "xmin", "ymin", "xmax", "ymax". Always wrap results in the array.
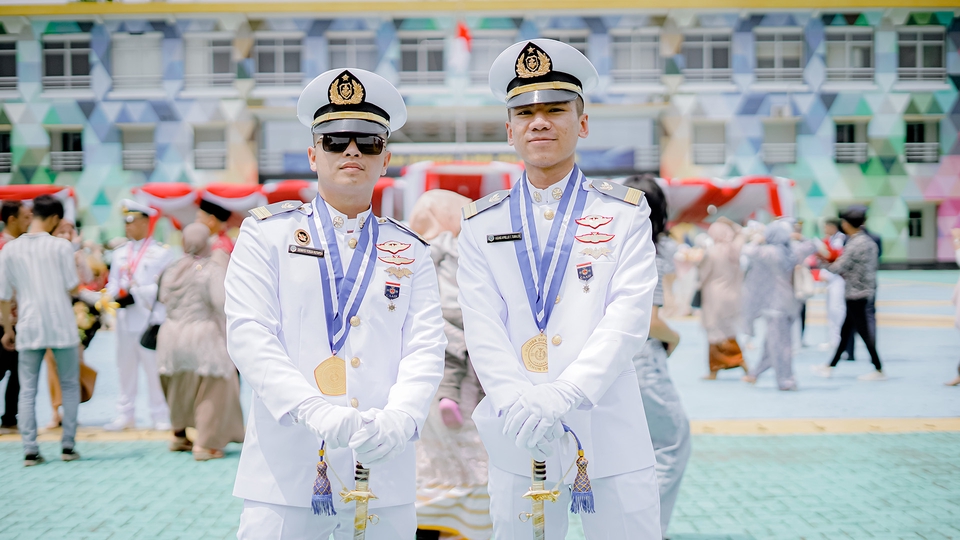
[
  {"xmin": 516, "ymin": 43, "xmax": 552, "ymax": 79},
  {"xmin": 329, "ymin": 70, "xmax": 365, "ymax": 106}
]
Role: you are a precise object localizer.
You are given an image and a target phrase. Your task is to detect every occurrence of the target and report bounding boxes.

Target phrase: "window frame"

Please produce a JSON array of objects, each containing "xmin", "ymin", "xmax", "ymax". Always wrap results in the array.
[
  {"xmin": 49, "ymin": 128, "xmax": 84, "ymax": 172},
  {"xmin": 681, "ymin": 29, "xmax": 732, "ymax": 83},
  {"xmin": 904, "ymin": 120, "xmax": 940, "ymax": 163},
  {"xmin": 41, "ymin": 33, "xmax": 92, "ymax": 90},
  {"xmin": 824, "ymin": 27, "xmax": 874, "ymax": 82},
  {"xmin": 183, "ymin": 32, "xmax": 236, "ymax": 89},
  {"xmin": 193, "ymin": 126, "xmax": 228, "ymax": 170},
  {"xmin": 111, "ymin": 32, "xmax": 163, "ymax": 91},
  {"xmin": 0, "ymin": 130, "xmax": 11, "ymax": 173},
  {"xmin": 896, "ymin": 27, "xmax": 945, "ymax": 82},
  {"xmin": 541, "ymin": 29, "xmax": 590, "ymax": 57},
  {"xmin": 326, "ymin": 31, "xmax": 379, "ymax": 72},
  {"xmin": 753, "ymin": 28, "xmax": 804, "ymax": 83},
  {"xmin": 121, "ymin": 125, "xmax": 157, "ymax": 171},
  {"xmin": 397, "ymin": 31, "xmax": 446, "ymax": 86},
  {"xmin": 0, "ymin": 37, "xmax": 17, "ymax": 91},
  {"xmin": 691, "ymin": 121, "xmax": 726, "ymax": 165},
  {"xmin": 467, "ymin": 29, "xmax": 517, "ymax": 87},
  {"xmin": 253, "ymin": 32, "xmax": 304, "ymax": 87},
  {"xmin": 609, "ymin": 28, "xmax": 662, "ymax": 85}
]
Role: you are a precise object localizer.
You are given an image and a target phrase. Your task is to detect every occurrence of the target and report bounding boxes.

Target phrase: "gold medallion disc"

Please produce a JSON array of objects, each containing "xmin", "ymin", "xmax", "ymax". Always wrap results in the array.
[
  {"xmin": 521, "ymin": 334, "xmax": 549, "ymax": 373},
  {"xmin": 315, "ymin": 356, "xmax": 347, "ymax": 396}
]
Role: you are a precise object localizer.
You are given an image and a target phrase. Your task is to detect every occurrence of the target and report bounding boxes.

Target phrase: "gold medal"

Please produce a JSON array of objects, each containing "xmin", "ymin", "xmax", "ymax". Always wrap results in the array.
[
  {"xmin": 521, "ymin": 333, "xmax": 549, "ymax": 373},
  {"xmin": 314, "ymin": 356, "xmax": 347, "ymax": 396}
]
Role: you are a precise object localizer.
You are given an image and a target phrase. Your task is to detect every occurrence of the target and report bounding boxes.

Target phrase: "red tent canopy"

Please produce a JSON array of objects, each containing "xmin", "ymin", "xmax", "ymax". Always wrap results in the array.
[
  {"xmin": 262, "ymin": 180, "xmax": 317, "ymax": 204},
  {"xmin": 0, "ymin": 185, "xmax": 77, "ymax": 223},
  {"xmin": 661, "ymin": 176, "xmax": 795, "ymax": 225}
]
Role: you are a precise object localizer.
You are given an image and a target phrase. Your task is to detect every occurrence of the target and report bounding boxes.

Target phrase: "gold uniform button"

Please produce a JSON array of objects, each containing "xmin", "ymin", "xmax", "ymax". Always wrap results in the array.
[
  {"xmin": 350, "ymin": 316, "xmax": 360, "ymax": 327},
  {"xmin": 350, "ymin": 398, "xmax": 359, "ymax": 408},
  {"xmin": 348, "ymin": 238, "xmax": 358, "ymax": 249},
  {"xmin": 351, "ymin": 357, "xmax": 361, "ymax": 368},
  {"xmin": 544, "ymin": 209, "xmax": 555, "ymax": 220},
  {"xmin": 555, "ymin": 295, "xmax": 561, "ymax": 304},
  {"xmin": 552, "ymin": 335, "xmax": 562, "ymax": 346}
]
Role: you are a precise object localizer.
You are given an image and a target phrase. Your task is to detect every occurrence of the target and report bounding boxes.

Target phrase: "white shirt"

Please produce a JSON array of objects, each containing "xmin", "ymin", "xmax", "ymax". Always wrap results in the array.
[
  {"xmin": 0, "ymin": 232, "xmax": 80, "ymax": 350},
  {"xmin": 526, "ymin": 170, "xmax": 573, "ymax": 253},
  {"xmin": 106, "ymin": 238, "xmax": 174, "ymax": 332}
]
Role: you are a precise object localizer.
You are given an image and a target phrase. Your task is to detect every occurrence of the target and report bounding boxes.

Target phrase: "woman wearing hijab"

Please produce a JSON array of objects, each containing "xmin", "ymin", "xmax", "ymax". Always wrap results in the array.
[
  {"xmin": 157, "ymin": 222, "xmax": 244, "ymax": 460},
  {"xmin": 698, "ymin": 218, "xmax": 748, "ymax": 379},
  {"xmin": 742, "ymin": 220, "xmax": 815, "ymax": 390},
  {"xmin": 408, "ymin": 189, "xmax": 490, "ymax": 540},
  {"xmin": 623, "ymin": 175, "xmax": 690, "ymax": 539}
]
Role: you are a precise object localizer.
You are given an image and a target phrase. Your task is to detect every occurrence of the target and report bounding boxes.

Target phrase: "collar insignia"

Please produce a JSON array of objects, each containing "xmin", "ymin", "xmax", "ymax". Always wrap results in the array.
[
  {"xmin": 329, "ymin": 70, "xmax": 365, "ymax": 106},
  {"xmin": 516, "ymin": 42, "xmax": 552, "ymax": 79}
]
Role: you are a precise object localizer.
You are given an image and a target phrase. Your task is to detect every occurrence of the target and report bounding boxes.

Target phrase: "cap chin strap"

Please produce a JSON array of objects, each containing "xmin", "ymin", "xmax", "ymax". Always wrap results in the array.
[{"xmin": 506, "ymin": 81, "xmax": 582, "ymax": 101}]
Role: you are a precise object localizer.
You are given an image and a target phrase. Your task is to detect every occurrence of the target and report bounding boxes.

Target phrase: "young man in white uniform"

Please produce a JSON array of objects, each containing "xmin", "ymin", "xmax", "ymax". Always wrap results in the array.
[
  {"xmin": 458, "ymin": 39, "xmax": 662, "ymax": 538},
  {"xmin": 104, "ymin": 200, "xmax": 173, "ymax": 431},
  {"xmin": 224, "ymin": 68, "xmax": 446, "ymax": 540}
]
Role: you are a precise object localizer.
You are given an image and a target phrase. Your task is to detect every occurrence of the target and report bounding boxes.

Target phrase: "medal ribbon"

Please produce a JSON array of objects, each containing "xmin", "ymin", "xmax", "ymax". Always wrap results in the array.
[
  {"xmin": 509, "ymin": 165, "xmax": 589, "ymax": 332},
  {"xmin": 122, "ymin": 237, "xmax": 153, "ymax": 284},
  {"xmin": 307, "ymin": 195, "xmax": 380, "ymax": 354}
]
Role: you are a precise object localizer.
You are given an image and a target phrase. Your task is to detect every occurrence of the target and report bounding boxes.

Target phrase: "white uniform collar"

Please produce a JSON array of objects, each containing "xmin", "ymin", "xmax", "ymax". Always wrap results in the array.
[
  {"xmin": 526, "ymin": 168, "xmax": 575, "ymax": 206},
  {"xmin": 322, "ymin": 200, "xmax": 372, "ymax": 234}
]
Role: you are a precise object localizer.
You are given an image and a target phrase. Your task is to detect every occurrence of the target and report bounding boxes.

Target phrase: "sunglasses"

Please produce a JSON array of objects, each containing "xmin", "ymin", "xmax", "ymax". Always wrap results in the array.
[{"xmin": 320, "ymin": 134, "xmax": 385, "ymax": 155}]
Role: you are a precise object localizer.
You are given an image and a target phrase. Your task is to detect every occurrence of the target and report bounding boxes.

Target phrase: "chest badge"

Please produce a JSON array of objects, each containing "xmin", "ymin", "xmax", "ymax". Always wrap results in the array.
[
  {"xmin": 379, "ymin": 255, "xmax": 415, "ymax": 266},
  {"xmin": 384, "ymin": 281, "xmax": 400, "ymax": 312},
  {"xmin": 577, "ymin": 262, "xmax": 594, "ymax": 293},
  {"xmin": 376, "ymin": 241, "xmax": 411, "ymax": 255},
  {"xmin": 580, "ymin": 247, "xmax": 611, "ymax": 260},
  {"xmin": 295, "ymin": 229, "xmax": 310, "ymax": 246},
  {"xmin": 384, "ymin": 266, "xmax": 413, "ymax": 279},
  {"xmin": 575, "ymin": 232, "xmax": 615, "ymax": 244},
  {"xmin": 575, "ymin": 215, "xmax": 614, "ymax": 229}
]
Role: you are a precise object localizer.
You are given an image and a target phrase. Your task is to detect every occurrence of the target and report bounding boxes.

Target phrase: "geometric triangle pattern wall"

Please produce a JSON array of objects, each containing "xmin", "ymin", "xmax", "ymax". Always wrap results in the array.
[{"xmin": 0, "ymin": 9, "xmax": 958, "ymax": 260}]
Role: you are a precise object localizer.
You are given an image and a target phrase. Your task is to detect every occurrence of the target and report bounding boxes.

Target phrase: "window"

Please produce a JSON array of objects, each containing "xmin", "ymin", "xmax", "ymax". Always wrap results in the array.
[
  {"xmin": 469, "ymin": 31, "xmax": 516, "ymax": 86},
  {"xmin": 111, "ymin": 33, "xmax": 162, "ymax": 91},
  {"xmin": 542, "ymin": 30, "xmax": 589, "ymax": 56},
  {"xmin": 390, "ymin": 119, "xmax": 506, "ymax": 144},
  {"xmin": 121, "ymin": 127, "xmax": 155, "ymax": 171},
  {"xmin": 50, "ymin": 131, "xmax": 83, "ymax": 172},
  {"xmin": 754, "ymin": 30, "xmax": 803, "ymax": 83},
  {"xmin": 327, "ymin": 33, "xmax": 378, "ymax": 71},
  {"xmin": 255, "ymin": 35, "xmax": 302, "ymax": 86},
  {"xmin": 0, "ymin": 131, "xmax": 10, "ymax": 173},
  {"xmin": 692, "ymin": 123, "xmax": 725, "ymax": 164},
  {"xmin": 194, "ymin": 127, "xmax": 227, "ymax": 170},
  {"xmin": 184, "ymin": 34, "xmax": 235, "ymax": 89},
  {"xmin": 905, "ymin": 121, "xmax": 939, "ymax": 163},
  {"xmin": 761, "ymin": 122, "xmax": 796, "ymax": 164},
  {"xmin": 825, "ymin": 28, "xmax": 873, "ymax": 82},
  {"xmin": 898, "ymin": 29, "xmax": 945, "ymax": 82},
  {"xmin": 399, "ymin": 33, "xmax": 445, "ymax": 85},
  {"xmin": 907, "ymin": 210, "xmax": 923, "ymax": 238},
  {"xmin": 682, "ymin": 32, "xmax": 731, "ymax": 82},
  {"xmin": 835, "ymin": 122, "xmax": 868, "ymax": 163},
  {"xmin": 0, "ymin": 39, "xmax": 16, "ymax": 90},
  {"xmin": 611, "ymin": 30, "xmax": 661, "ymax": 84},
  {"xmin": 42, "ymin": 35, "xmax": 91, "ymax": 90}
]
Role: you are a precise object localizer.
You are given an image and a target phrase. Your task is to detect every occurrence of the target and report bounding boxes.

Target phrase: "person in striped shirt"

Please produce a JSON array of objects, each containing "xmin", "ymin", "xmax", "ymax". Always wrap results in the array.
[{"xmin": 0, "ymin": 195, "xmax": 82, "ymax": 466}]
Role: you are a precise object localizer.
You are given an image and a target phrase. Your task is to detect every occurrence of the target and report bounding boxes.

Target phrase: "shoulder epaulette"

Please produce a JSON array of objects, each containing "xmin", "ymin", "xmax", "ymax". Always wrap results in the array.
[
  {"xmin": 589, "ymin": 181, "xmax": 643, "ymax": 206},
  {"xmin": 249, "ymin": 200, "xmax": 311, "ymax": 221},
  {"xmin": 462, "ymin": 190, "xmax": 511, "ymax": 220},
  {"xmin": 379, "ymin": 216, "xmax": 429, "ymax": 246}
]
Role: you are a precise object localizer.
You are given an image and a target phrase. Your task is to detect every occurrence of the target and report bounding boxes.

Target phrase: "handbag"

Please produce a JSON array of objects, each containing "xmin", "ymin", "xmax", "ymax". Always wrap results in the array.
[
  {"xmin": 139, "ymin": 273, "xmax": 163, "ymax": 351},
  {"xmin": 793, "ymin": 265, "xmax": 816, "ymax": 301},
  {"xmin": 690, "ymin": 290, "xmax": 702, "ymax": 309},
  {"xmin": 80, "ymin": 363, "xmax": 97, "ymax": 403}
]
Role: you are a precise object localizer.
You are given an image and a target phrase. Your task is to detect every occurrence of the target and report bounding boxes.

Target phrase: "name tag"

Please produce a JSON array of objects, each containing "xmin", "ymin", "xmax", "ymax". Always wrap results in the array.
[
  {"xmin": 487, "ymin": 232, "xmax": 523, "ymax": 243},
  {"xmin": 288, "ymin": 245, "xmax": 324, "ymax": 258}
]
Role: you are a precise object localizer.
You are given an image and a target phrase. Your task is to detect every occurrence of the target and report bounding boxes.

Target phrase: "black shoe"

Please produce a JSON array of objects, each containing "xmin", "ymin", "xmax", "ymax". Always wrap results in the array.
[
  {"xmin": 24, "ymin": 453, "xmax": 45, "ymax": 467},
  {"xmin": 61, "ymin": 448, "xmax": 80, "ymax": 462}
]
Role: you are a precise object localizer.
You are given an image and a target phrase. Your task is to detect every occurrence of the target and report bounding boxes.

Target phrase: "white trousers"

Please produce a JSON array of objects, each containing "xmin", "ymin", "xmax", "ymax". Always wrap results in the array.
[
  {"xmin": 115, "ymin": 328, "xmax": 169, "ymax": 422},
  {"xmin": 488, "ymin": 464, "xmax": 661, "ymax": 539},
  {"xmin": 237, "ymin": 500, "xmax": 417, "ymax": 540},
  {"xmin": 825, "ymin": 274, "xmax": 847, "ymax": 348}
]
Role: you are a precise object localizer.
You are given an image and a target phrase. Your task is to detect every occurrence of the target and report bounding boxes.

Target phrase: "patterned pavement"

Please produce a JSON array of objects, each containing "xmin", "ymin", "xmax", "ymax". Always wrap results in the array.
[{"xmin": 0, "ymin": 270, "xmax": 957, "ymax": 539}]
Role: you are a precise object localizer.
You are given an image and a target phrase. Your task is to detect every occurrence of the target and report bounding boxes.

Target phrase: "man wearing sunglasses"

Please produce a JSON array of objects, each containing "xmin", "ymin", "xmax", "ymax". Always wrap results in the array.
[
  {"xmin": 457, "ymin": 39, "xmax": 662, "ymax": 538},
  {"xmin": 224, "ymin": 68, "xmax": 446, "ymax": 540}
]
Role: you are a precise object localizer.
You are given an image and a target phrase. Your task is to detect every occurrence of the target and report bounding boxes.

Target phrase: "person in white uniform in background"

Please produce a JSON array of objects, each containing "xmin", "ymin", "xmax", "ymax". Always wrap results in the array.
[
  {"xmin": 818, "ymin": 218, "xmax": 847, "ymax": 353},
  {"xmin": 458, "ymin": 39, "xmax": 661, "ymax": 539},
  {"xmin": 104, "ymin": 200, "xmax": 173, "ymax": 431},
  {"xmin": 224, "ymin": 68, "xmax": 446, "ymax": 540}
]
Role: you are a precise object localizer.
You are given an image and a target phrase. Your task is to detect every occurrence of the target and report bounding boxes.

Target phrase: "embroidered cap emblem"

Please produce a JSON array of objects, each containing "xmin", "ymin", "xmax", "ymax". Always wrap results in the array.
[
  {"xmin": 516, "ymin": 42, "xmax": 552, "ymax": 79},
  {"xmin": 329, "ymin": 70, "xmax": 365, "ymax": 106}
]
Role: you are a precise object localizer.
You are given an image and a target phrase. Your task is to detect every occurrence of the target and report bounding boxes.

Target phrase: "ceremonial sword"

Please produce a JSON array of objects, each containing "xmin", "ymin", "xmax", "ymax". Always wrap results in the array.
[
  {"xmin": 520, "ymin": 460, "xmax": 560, "ymax": 540},
  {"xmin": 340, "ymin": 462, "xmax": 379, "ymax": 540}
]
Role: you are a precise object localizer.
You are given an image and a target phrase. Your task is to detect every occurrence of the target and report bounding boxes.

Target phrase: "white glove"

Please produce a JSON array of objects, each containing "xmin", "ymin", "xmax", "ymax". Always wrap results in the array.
[
  {"xmin": 349, "ymin": 409, "xmax": 416, "ymax": 466},
  {"xmin": 503, "ymin": 381, "xmax": 583, "ymax": 453},
  {"xmin": 297, "ymin": 397, "xmax": 364, "ymax": 450}
]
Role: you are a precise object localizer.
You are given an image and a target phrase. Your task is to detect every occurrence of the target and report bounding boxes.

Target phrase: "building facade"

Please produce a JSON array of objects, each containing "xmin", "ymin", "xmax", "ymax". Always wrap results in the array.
[{"xmin": 0, "ymin": 3, "xmax": 957, "ymax": 261}]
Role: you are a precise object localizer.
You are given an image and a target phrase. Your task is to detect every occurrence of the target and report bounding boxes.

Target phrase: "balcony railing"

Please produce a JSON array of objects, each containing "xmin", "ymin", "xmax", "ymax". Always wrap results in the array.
[
  {"xmin": 122, "ymin": 146, "xmax": 156, "ymax": 171},
  {"xmin": 897, "ymin": 67, "xmax": 946, "ymax": 82},
  {"xmin": 42, "ymin": 75, "xmax": 91, "ymax": 90},
  {"xmin": 254, "ymin": 72, "xmax": 304, "ymax": 87},
  {"xmin": 635, "ymin": 145, "xmax": 660, "ymax": 171},
  {"xmin": 682, "ymin": 68, "xmax": 732, "ymax": 83},
  {"xmin": 112, "ymin": 74, "xmax": 162, "ymax": 91},
  {"xmin": 692, "ymin": 143, "xmax": 726, "ymax": 165},
  {"xmin": 835, "ymin": 142, "xmax": 868, "ymax": 164},
  {"xmin": 904, "ymin": 142, "xmax": 939, "ymax": 163},
  {"xmin": 184, "ymin": 72, "xmax": 235, "ymax": 89},
  {"xmin": 51, "ymin": 151, "xmax": 84, "ymax": 172},
  {"xmin": 0, "ymin": 76, "xmax": 16, "ymax": 90},
  {"xmin": 826, "ymin": 67, "xmax": 873, "ymax": 82},
  {"xmin": 0, "ymin": 153, "xmax": 10, "ymax": 173},
  {"xmin": 611, "ymin": 69, "xmax": 661, "ymax": 84},
  {"xmin": 761, "ymin": 143, "xmax": 796, "ymax": 164},
  {"xmin": 259, "ymin": 150, "xmax": 285, "ymax": 174},
  {"xmin": 754, "ymin": 68, "xmax": 804, "ymax": 83},
  {"xmin": 195, "ymin": 147, "xmax": 227, "ymax": 170},
  {"xmin": 398, "ymin": 71, "xmax": 445, "ymax": 86}
]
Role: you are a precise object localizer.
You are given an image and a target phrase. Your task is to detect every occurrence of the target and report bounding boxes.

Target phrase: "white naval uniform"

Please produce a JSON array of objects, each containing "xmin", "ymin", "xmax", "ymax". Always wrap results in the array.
[
  {"xmin": 105, "ymin": 238, "xmax": 174, "ymax": 424},
  {"xmin": 458, "ymin": 170, "xmax": 662, "ymax": 539},
  {"xmin": 224, "ymin": 200, "xmax": 446, "ymax": 540}
]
